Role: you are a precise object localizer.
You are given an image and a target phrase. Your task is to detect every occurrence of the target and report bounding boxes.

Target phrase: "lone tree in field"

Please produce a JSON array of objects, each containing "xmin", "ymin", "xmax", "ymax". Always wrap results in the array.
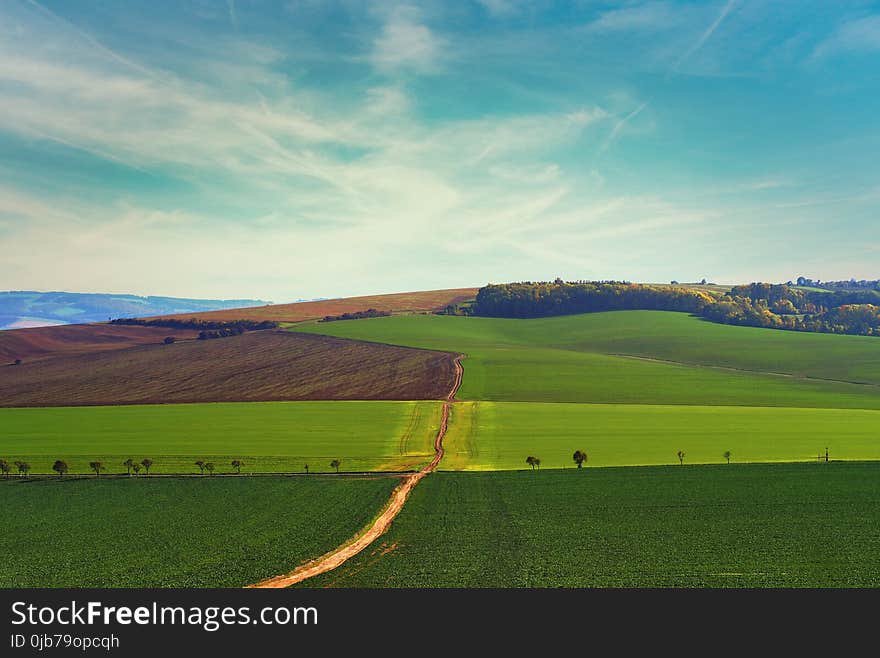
[
  {"xmin": 89, "ymin": 461, "xmax": 104, "ymax": 477},
  {"xmin": 723, "ymin": 450, "xmax": 731, "ymax": 465},
  {"xmin": 52, "ymin": 460, "xmax": 69, "ymax": 479},
  {"xmin": 123, "ymin": 458, "xmax": 135, "ymax": 476},
  {"xmin": 677, "ymin": 450, "xmax": 685, "ymax": 465},
  {"xmin": 204, "ymin": 462, "xmax": 215, "ymax": 476},
  {"xmin": 526, "ymin": 455, "xmax": 539, "ymax": 471},
  {"xmin": 304, "ymin": 464, "xmax": 309, "ymax": 474},
  {"xmin": 330, "ymin": 459, "xmax": 341, "ymax": 474},
  {"xmin": 132, "ymin": 463, "xmax": 141, "ymax": 476},
  {"xmin": 141, "ymin": 458, "xmax": 153, "ymax": 475},
  {"xmin": 195, "ymin": 460, "xmax": 206, "ymax": 475},
  {"xmin": 573, "ymin": 450, "xmax": 588, "ymax": 469},
  {"xmin": 14, "ymin": 461, "xmax": 30, "ymax": 478},
  {"xmin": 0, "ymin": 459, "xmax": 9, "ymax": 479},
  {"xmin": 231, "ymin": 459, "xmax": 243, "ymax": 474}
]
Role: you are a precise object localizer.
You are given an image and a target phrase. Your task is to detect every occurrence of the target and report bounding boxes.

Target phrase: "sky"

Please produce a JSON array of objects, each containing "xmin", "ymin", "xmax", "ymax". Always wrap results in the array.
[{"xmin": 1, "ymin": 0, "xmax": 878, "ymax": 301}]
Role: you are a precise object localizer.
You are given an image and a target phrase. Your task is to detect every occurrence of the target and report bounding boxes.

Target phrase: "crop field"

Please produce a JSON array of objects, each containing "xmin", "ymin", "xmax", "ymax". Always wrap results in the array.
[
  {"xmin": 0, "ymin": 323, "xmax": 199, "ymax": 363},
  {"xmin": 6, "ymin": 304, "xmax": 879, "ymax": 589},
  {"xmin": 301, "ymin": 463, "xmax": 880, "ymax": 588},
  {"xmin": 0, "ymin": 476, "xmax": 398, "ymax": 587},
  {"xmin": 0, "ymin": 331, "xmax": 457, "ymax": 406},
  {"xmin": 441, "ymin": 401, "xmax": 880, "ymax": 469},
  {"xmin": 0, "ymin": 400, "xmax": 442, "ymax": 474},
  {"xmin": 156, "ymin": 287, "xmax": 478, "ymax": 323},
  {"xmin": 293, "ymin": 311, "xmax": 880, "ymax": 409}
]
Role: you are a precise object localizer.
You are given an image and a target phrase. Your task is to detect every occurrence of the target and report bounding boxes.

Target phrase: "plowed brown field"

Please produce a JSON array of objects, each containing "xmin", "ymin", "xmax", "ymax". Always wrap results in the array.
[
  {"xmin": 0, "ymin": 330, "xmax": 457, "ymax": 407},
  {"xmin": 152, "ymin": 287, "xmax": 478, "ymax": 323},
  {"xmin": 0, "ymin": 324, "xmax": 199, "ymax": 363}
]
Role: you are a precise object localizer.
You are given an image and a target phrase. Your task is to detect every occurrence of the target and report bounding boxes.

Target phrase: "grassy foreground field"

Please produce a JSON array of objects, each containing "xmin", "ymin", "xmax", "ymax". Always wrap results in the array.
[
  {"xmin": 301, "ymin": 463, "xmax": 880, "ymax": 588},
  {"xmin": 0, "ymin": 400, "xmax": 442, "ymax": 474},
  {"xmin": 0, "ymin": 476, "xmax": 398, "ymax": 587},
  {"xmin": 441, "ymin": 402, "xmax": 880, "ymax": 470},
  {"xmin": 293, "ymin": 312, "xmax": 880, "ymax": 409}
]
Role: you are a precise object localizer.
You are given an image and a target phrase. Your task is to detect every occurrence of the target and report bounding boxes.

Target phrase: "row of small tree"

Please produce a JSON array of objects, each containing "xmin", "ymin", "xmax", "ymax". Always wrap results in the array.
[
  {"xmin": 1, "ymin": 457, "xmax": 348, "ymax": 478},
  {"xmin": 524, "ymin": 450, "xmax": 736, "ymax": 469},
  {"xmin": 121, "ymin": 458, "xmax": 153, "ymax": 476},
  {"xmin": 0, "ymin": 460, "xmax": 31, "ymax": 478},
  {"xmin": 194, "ymin": 460, "xmax": 246, "ymax": 475},
  {"xmin": 193, "ymin": 459, "xmax": 342, "ymax": 474}
]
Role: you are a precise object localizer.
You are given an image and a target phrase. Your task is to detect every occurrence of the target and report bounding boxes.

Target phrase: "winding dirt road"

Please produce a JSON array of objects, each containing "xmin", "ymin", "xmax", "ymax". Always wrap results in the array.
[{"xmin": 247, "ymin": 355, "xmax": 463, "ymax": 588}]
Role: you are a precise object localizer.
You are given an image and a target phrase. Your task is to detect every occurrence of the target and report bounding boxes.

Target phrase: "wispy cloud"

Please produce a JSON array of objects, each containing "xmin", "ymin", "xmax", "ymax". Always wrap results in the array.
[
  {"xmin": 477, "ymin": 0, "xmax": 518, "ymax": 17},
  {"xmin": 811, "ymin": 15, "xmax": 880, "ymax": 60},
  {"xmin": 227, "ymin": 0, "xmax": 238, "ymax": 31},
  {"xmin": 585, "ymin": 2, "xmax": 679, "ymax": 33},
  {"xmin": 671, "ymin": 0, "xmax": 737, "ymax": 74},
  {"xmin": 600, "ymin": 103, "xmax": 647, "ymax": 153},
  {"xmin": 23, "ymin": 0, "xmax": 157, "ymax": 78},
  {"xmin": 0, "ymin": 1, "xmax": 618, "ymax": 296},
  {"xmin": 1, "ymin": 0, "xmax": 876, "ymax": 296},
  {"xmin": 370, "ymin": 5, "xmax": 445, "ymax": 74}
]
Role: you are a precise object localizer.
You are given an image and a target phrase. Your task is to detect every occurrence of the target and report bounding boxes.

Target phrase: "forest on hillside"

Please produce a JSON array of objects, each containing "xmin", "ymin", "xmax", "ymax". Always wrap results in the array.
[{"xmin": 471, "ymin": 281, "xmax": 880, "ymax": 337}]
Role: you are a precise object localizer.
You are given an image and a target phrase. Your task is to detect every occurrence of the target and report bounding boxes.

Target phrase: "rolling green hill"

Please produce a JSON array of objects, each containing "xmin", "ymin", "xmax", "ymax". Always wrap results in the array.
[
  {"xmin": 292, "ymin": 311, "xmax": 880, "ymax": 409},
  {"xmin": 295, "ymin": 310, "xmax": 880, "ymax": 468}
]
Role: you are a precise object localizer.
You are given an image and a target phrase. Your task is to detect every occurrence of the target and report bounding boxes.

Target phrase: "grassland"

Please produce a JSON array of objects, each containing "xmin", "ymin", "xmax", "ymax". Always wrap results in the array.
[
  {"xmin": 442, "ymin": 401, "xmax": 880, "ymax": 469},
  {"xmin": 293, "ymin": 311, "xmax": 880, "ymax": 409},
  {"xmin": 301, "ymin": 463, "xmax": 880, "ymax": 588},
  {"xmin": 0, "ymin": 476, "xmax": 398, "ymax": 587},
  {"xmin": 156, "ymin": 287, "xmax": 478, "ymax": 323},
  {"xmin": 0, "ymin": 331, "xmax": 457, "ymax": 406},
  {"xmin": 0, "ymin": 400, "xmax": 442, "ymax": 474}
]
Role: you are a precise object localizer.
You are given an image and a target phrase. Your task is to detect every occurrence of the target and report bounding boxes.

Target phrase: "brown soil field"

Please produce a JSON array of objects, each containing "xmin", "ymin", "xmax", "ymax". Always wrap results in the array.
[
  {"xmin": 0, "ymin": 324, "xmax": 199, "ymax": 364},
  {"xmin": 152, "ymin": 287, "xmax": 479, "ymax": 323},
  {"xmin": 0, "ymin": 330, "xmax": 457, "ymax": 407}
]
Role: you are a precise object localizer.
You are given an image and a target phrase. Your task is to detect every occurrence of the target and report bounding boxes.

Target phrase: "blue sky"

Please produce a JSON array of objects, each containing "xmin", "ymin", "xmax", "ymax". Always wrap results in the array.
[{"xmin": 1, "ymin": 0, "xmax": 878, "ymax": 301}]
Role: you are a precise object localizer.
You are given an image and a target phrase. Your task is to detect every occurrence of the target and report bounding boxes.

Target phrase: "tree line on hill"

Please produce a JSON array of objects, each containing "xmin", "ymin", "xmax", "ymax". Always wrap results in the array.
[
  {"xmin": 471, "ymin": 280, "xmax": 880, "ymax": 337},
  {"xmin": 110, "ymin": 317, "xmax": 279, "ymax": 339},
  {"xmin": 318, "ymin": 308, "xmax": 391, "ymax": 322},
  {"xmin": 472, "ymin": 280, "xmax": 713, "ymax": 318},
  {"xmin": 794, "ymin": 276, "xmax": 880, "ymax": 291}
]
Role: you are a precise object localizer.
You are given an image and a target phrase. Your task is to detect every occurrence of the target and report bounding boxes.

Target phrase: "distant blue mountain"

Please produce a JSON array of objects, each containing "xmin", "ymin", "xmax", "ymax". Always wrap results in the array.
[{"xmin": 0, "ymin": 291, "xmax": 271, "ymax": 329}]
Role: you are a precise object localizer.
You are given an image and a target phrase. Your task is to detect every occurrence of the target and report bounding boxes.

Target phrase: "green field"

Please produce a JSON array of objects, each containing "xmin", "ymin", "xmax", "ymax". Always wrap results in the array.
[
  {"xmin": 0, "ymin": 476, "xmax": 398, "ymax": 587},
  {"xmin": 0, "ymin": 400, "xmax": 441, "ymax": 474},
  {"xmin": 293, "ymin": 312, "xmax": 880, "ymax": 409},
  {"xmin": 293, "ymin": 311, "xmax": 880, "ymax": 468},
  {"xmin": 441, "ymin": 401, "xmax": 880, "ymax": 470},
  {"xmin": 300, "ymin": 463, "xmax": 880, "ymax": 587},
  {"xmin": 6, "ymin": 308, "xmax": 880, "ymax": 589}
]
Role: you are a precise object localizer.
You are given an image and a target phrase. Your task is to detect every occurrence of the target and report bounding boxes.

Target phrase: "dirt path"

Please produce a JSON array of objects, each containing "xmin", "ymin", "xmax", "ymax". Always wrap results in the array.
[{"xmin": 247, "ymin": 355, "xmax": 463, "ymax": 588}]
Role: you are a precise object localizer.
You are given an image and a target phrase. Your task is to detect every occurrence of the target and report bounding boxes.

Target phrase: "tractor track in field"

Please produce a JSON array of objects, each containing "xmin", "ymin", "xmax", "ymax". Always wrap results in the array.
[
  {"xmin": 609, "ymin": 353, "xmax": 880, "ymax": 389},
  {"xmin": 247, "ymin": 354, "xmax": 463, "ymax": 588}
]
